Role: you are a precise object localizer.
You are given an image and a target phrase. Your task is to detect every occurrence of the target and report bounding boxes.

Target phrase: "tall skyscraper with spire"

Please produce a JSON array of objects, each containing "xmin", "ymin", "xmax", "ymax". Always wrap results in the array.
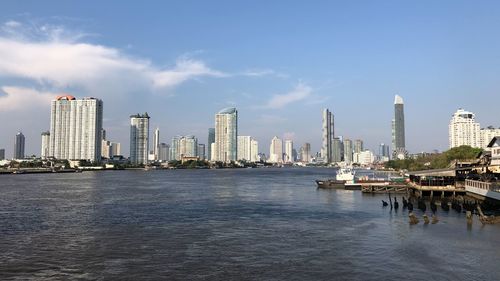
[
  {"xmin": 153, "ymin": 128, "xmax": 160, "ymax": 161},
  {"xmin": 392, "ymin": 95, "xmax": 406, "ymax": 159},
  {"xmin": 214, "ymin": 108, "xmax": 238, "ymax": 163},
  {"xmin": 322, "ymin": 108, "xmax": 334, "ymax": 163}
]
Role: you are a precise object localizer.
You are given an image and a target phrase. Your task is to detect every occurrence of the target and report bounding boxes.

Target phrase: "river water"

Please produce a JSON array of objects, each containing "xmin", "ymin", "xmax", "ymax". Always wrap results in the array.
[{"xmin": 0, "ymin": 168, "xmax": 499, "ymax": 280}]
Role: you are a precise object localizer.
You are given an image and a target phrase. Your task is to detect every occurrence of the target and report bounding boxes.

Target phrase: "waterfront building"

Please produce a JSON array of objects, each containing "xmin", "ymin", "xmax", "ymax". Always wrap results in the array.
[
  {"xmin": 153, "ymin": 128, "xmax": 160, "ymax": 161},
  {"xmin": 355, "ymin": 150, "xmax": 375, "ymax": 165},
  {"xmin": 237, "ymin": 136, "xmax": 252, "ymax": 161},
  {"xmin": 111, "ymin": 142, "xmax": 121, "ymax": 157},
  {"xmin": 179, "ymin": 135, "xmax": 198, "ymax": 158},
  {"xmin": 41, "ymin": 131, "xmax": 50, "ymax": 159},
  {"xmin": 170, "ymin": 135, "xmax": 181, "ymax": 160},
  {"xmin": 102, "ymin": 140, "xmax": 112, "ymax": 159},
  {"xmin": 332, "ymin": 138, "xmax": 343, "ymax": 163},
  {"xmin": 250, "ymin": 139, "xmax": 259, "ymax": 162},
  {"xmin": 159, "ymin": 143, "xmax": 170, "ymax": 161},
  {"xmin": 392, "ymin": 95, "xmax": 407, "ymax": 159},
  {"xmin": 449, "ymin": 108, "xmax": 481, "ymax": 148},
  {"xmin": 129, "ymin": 112, "xmax": 150, "ymax": 165},
  {"xmin": 269, "ymin": 136, "xmax": 283, "ymax": 163},
  {"xmin": 49, "ymin": 96, "xmax": 103, "ymax": 162},
  {"xmin": 480, "ymin": 126, "xmax": 500, "ymax": 149},
  {"xmin": 343, "ymin": 139, "xmax": 353, "ymax": 164},
  {"xmin": 321, "ymin": 109, "xmax": 335, "ymax": 163},
  {"xmin": 354, "ymin": 139, "xmax": 364, "ymax": 154},
  {"xmin": 285, "ymin": 140, "xmax": 294, "ymax": 163},
  {"xmin": 301, "ymin": 143, "xmax": 311, "ymax": 163},
  {"xmin": 0, "ymin": 148, "xmax": 4, "ymax": 160},
  {"xmin": 14, "ymin": 132, "xmax": 25, "ymax": 159},
  {"xmin": 197, "ymin": 144, "xmax": 205, "ymax": 160},
  {"xmin": 214, "ymin": 108, "xmax": 238, "ymax": 163},
  {"xmin": 207, "ymin": 128, "xmax": 215, "ymax": 161}
]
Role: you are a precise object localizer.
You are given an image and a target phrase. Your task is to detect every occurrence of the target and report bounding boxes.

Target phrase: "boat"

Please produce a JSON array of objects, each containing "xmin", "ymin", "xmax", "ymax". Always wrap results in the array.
[{"xmin": 316, "ymin": 167, "xmax": 355, "ymax": 189}]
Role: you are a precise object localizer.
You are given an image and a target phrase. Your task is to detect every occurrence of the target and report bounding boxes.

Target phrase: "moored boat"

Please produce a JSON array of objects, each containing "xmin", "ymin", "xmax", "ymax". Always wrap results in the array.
[{"xmin": 316, "ymin": 167, "xmax": 355, "ymax": 189}]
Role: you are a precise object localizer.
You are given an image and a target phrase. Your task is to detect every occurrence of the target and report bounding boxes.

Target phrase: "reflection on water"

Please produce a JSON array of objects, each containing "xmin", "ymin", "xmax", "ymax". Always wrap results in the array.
[{"xmin": 0, "ymin": 168, "xmax": 499, "ymax": 280}]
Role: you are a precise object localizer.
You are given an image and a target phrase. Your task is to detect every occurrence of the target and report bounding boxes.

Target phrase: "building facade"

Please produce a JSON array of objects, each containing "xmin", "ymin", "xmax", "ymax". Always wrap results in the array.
[
  {"xmin": 392, "ymin": 95, "xmax": 406, "ymax": 159},
  {"xmin": 322, "ymin": 109, "xmax": 335, "ymax": 163},
  {"xmin": 207, "ymin": 128, "xmax": 215, "ymax": 161},
  {"xmin": 159, "ymin": 143, "xmax": 170, "ymax": 162},
  {"xmin": 237, "ymin": 136, "xmax": 252, "ymax": 161},
  {"xmin": 179, "ymin": 135, "xmax": 198, "ymax": 158},
  {"xmin": 0, "ymin": 148, "xmax": 4, "ymax": 160},
  {"xmin": 449, "ymin": 108, "xmax": 481, "ymax": 148},
  {"xmin": 41, "ymin": 131, "xmax": 50, "ymax": 159},
  {"xmin": 343, "ymin": 139, "xmax": 353, "ymax": 164},
  {"xmin": 153, "ymin": 128, "xmax": 160, "ymax": 161},
  {"xmin": 214, "ymin": 108, "xmax": 238, "ymax": 163},
  {"xmin": 130, "ymin": 113, "xmax": 150, "ymax": 165},
  {"xmin": 332, "ymin": 138, "xmax": 343, "ymax": 163},
  {"xmin": 197, "ymin": 144, "xmax": 205, "ymax": 160},
  {"xmin": 269, "ymin": 136, "xmax": 283, "ymax": 163},
  {"xmin": 250, "ymin": 139, "xmax": 259, "ymax": 162},
  {"xmin": 480, "ymin": 126, "xmax": 500, "ymax": 149},
  {"xmin": 285, "ymin": 140, "xmax": 294, "ymax": 163},
  {"xmin": 49, "ymin": 96, "xmax": 103, "ymax": 162},
  {"xmin": 300, "ymin": 143, "xmax": 311, "ymax": 163},
  {"xmin": 354, "ymin": 139, "xmax": 364, "ymax": 154}
]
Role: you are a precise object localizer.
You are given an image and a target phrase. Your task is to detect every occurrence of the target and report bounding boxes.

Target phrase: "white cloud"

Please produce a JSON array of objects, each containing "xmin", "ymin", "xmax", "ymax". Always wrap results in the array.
[
  {"xmin": 0, "ymin": 86, "xmax": 57, "ymax": 111},
  {"xmin": 0, "ymin": 20, "xmax": 227, "ymax": 110},
  {"xmin": 263, "ymin": 82, "xmax": 313, "ymax": 109}
]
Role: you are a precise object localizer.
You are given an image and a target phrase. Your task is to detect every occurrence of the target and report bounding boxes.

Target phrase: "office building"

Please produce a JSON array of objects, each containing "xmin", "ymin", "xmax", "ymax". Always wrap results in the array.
[
  {"xmin": 49, "ymin": 95, "xmax": 103, "ymax": 162},
  {"xmin": 0, "ymin": 148, "xmax": 4, "ymax": 160},
  {"xmin": 207, "ymin": 128, "xmax": 215, "ymax": 161},
  {"xmin": 354, "ymin": 139, "xmax": 364, "ymax": 154},
  {"xmin": 14, "ymin": 132, "xmax": 25, "ymax": 159},
  {"xmin": 197, "ymin": 144, "xmax": 205, "ymax": 160},
  {"xmin": 322, "ymin": 108, "xmax": 335, "ymax": 163},
  {"xmin": 170, "ymin": 135, "xmax": 181, "ymax": 160},
  {"xmin": 110, "ymin": 142, "xmax": 121, "ymax": 157},
  {"xmin": 332, "ymin": 138, "xmax": 343, "ymax": 163},
  {"xmin": 379, "ymin": 143, "xmax": 390, "ymax": 162},
  {"xmin": 250, "ymin": 139, "xmax": 259, "ymax": 162},
  {"xmin": 214, "ymin": 107, "xmax": 238, "ymax": 163},
  {"xmin": 159, "ymin": 143, "xmax": 170, "ymax": 161},
  {"xmin": 344, "ymin": 139, "xmax": 353, "ymax": 164},
  {"xmin": 392, "ymin": 95, "xmax": 406, "ymax": 159},
  {"xmin": 285, "ymin": 140, "xmax": 294, "ymax": 163},
  {"xmin": 300, "ymin": 143, "xmax": 311, "ymax": 163},
  {"xmin": 179, "ymin": 135, "xmax": 198, "ymax": 158},
  {"xmin": 448, "ymin": 108, "xmax": 481, "ymax": 149},
  {"xmin": 130, "ymin": 112, "xmax": 150, "ymax": 165},
  {"xmin": 41, "ymin": 131, "xmax": 50, "ymax": 159},
  {"xmin": 269, "ymin": 136, "xmax": 283, "ymax": 163}
]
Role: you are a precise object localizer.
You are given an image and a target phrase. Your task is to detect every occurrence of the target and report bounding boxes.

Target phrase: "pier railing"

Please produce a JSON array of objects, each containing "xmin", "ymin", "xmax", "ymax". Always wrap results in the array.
[{"xmin": 465, "ymin": 179, "xmax": 500, "ymax": 200}]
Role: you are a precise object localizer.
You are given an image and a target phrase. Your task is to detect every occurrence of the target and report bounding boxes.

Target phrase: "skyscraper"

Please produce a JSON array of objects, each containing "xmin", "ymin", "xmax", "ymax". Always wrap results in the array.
[
  {"xmin": 250, "ymin": 139, "xmax": 259, "ymax": 162},
  {"xmin": 344, "ymin": 138, "xmax": 353, "ymax": 164},
  {"xmin": 332, "ymin": 138, "xmax": 343, "ymax": 163},
  {"xmin": 207, "ymin": 128, "xmax": 215, "ymax": 161},
  {"xmin": 237, "ymin": 136, "xmax": 252, "ymax": 161},
  {"xmin": 0, "ymin": 148, "xmax": 4, "ymax": 160},
  {"xmin": 480, "ymin": 126, "xmax": 500, "ymax": 148},
  {"xmin": 214, "ymin": 107, "xmax": 238, "ymax": 163},
  {"xmin": 285, "ymin": 140, "xmax": 294, "ymax": 163},
  {"xmin": 14, "ymin": 132, "xmax": 25, "ymax": 159},
  {"xmin": 449, "ymin": 108, "xmax": 481, "ymax": 148},
  {"xmin": 170, "ymin": 135, "xmax": 182, "ymax": 160},
  {"xmin": 159, "ymin": 143, "xmax": 170, "ymax": 161},
  {"xmin": 179, "ymin": 135, "xmax": 198, "ymax": 158},
  {"xmin": 301, "ymin": 143, "xmax": 311, "ymax": 163},
  {"xmin": 41, "ymin": 131, "xmax": 50, "ymax": 159},
  {"xmin": 269, "ymin": 136, "xmax": 283, "ymax": 163},
  {"xmin": 379, "ymin": 143, "xmax": 390, "ymax": 161},
  {"xmin": 197, "ymin": 144, "xmax": 205, "ymax": 160},
  {"xmin": 49, "ymin": 96, "xmax": 103, "ymax": 162},
  {"xmin": 392, "ymin": 95, "xmax": 406, "ymax": 159},
  {"xmin": 130, "ymin": 113, "xmax": 150, "ymax": 165},
  {"xmin": 153, "ymin": 128, "xmax": 160, "ymax": 161},
  {"xmin": 354, "ymin": 139, "xmax": 364, "ymax": 154},
  {"xmin": 321, "ymin": 109, "xmax": 334, "ymax": 162}
]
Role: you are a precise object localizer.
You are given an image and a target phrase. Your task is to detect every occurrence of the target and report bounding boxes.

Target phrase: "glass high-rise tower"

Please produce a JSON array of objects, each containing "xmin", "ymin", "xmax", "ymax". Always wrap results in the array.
[
  {"xmin": 130, "ymin": 113, "xmax": 150, "ymax": 165},
  {"xmin": 322, "ymin": 108, "xmax": 334, "ymax": 163}
]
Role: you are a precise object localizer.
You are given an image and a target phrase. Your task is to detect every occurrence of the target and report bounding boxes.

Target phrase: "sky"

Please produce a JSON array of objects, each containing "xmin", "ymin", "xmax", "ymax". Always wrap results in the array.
[{"xmin": 1, "ymin": 0, "xmax": 500, "ymax": 158}]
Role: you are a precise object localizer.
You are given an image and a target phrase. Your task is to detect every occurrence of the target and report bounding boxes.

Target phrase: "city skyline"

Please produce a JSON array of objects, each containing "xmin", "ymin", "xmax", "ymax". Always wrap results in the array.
[{"xmin": 2, "ymin": 1, "xmax": 500, "ymax": 156}]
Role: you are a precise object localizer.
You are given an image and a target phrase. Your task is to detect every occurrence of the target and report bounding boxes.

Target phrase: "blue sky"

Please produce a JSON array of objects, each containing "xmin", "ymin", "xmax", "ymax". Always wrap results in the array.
[{"xmin": 1, "ymin": 1, "xmax": 500, "ymax": 157}]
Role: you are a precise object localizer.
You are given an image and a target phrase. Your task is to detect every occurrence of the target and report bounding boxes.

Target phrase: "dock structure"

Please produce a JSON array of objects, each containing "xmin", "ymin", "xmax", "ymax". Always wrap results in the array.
[
  {"xmin": 408, "ymin": 168, "xmax": 467, "ymax": 198},
  {"xmin": 360, "ymin": 183, "xmax": 408, "ymax": 194},
  {"xmin": 465, "ymin": 179, "xmax": 500, "ymax": 201}
]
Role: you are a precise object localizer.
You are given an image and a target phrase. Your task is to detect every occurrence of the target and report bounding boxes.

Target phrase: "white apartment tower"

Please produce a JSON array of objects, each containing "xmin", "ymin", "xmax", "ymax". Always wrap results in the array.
[
  {"xmin": 49, "ymin": 96, "xmax": 103, "ymax": 162},
  {"xmin": 269, "ymin": 136, "xmax": 283, "ymax": 163},
  {"xmin": 130, "ymin": 113, "xmax": 150, "ymax": 165},
  {"xmin": 449, "ymin": 109, "xmax": 481, "ymax": 148},
  {"xmin": 237, "ymin": 136, "xmax": 252, "ymax": 161},
  {"xmin": 214, "ymin": 107, "xmax": 238, "ymax": 163},
  {"xmin": 250, "ymin": 139, "xmax": 259, "ymax": 162}
]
